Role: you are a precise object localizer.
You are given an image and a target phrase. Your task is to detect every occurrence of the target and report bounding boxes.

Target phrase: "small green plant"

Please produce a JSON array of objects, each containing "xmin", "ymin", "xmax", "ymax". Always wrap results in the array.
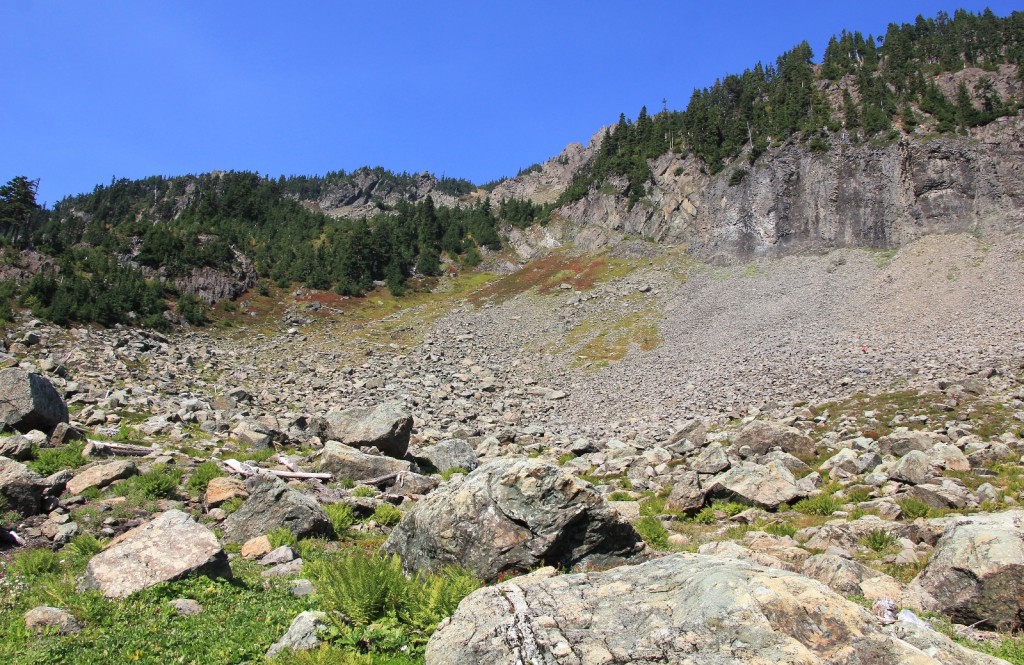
[
  {"xmin": 324, "ymin": 503, "xmax": 356, "ymax": 538},
  {"xmin": 186, "ymin": 461, "xmax": 224, "ymax": 494},
  {"xmin": 80, "ymin": 486, "xmax": 102, "ymax": 500},
  {"xmin": 370, "ymin": 504, "xmax": 403, "ymax": 527},
  {"xmin": 67, "ymin": 533, "xmax": 107, "ymax": 557},
  {"xmin": 351, "ymin": 485, "xmax": 376, "ymax": 498},
  {"xmin": 439, "ymin": 466, "xmax": 468, "ymax": 481},
  {"xmin": 115, "ymin": 464, "xmax": 182, "ymax": 500},
  {"xmin": 844, "ymin": 487, "xmax": 872, "ymax": 504},
  {"xmin": 710, "ymin": 500, "xmax": 747, "ymax": 517},
  {"xmin": 639, "ymin": 496, "xmax": 667, "ymax": 517},
  {"xmin": 861, "ymin": 528, "xmax": 898, "ymax": 552},
  {"xmin": 897, "ymin": 496, "xmax": 933, "ymax": 520},
  {"xmin": 764, "ymin": 522, "xmax": 798, "ymax": 538},
  {"xmin": 28, "ymin": 441, "xmax": 86, "ymax": 475},
  {"xmin": 221, "ymin": 496, "xmax": 244, "ymax": 514},
  {"xmin": 9, "ymin": 547, "xmax": 61, "ymax": 579},
  {"xmin": 557, "ymin": 453, "xmax": 576, "ymax": 465},
  {"xmin": 693, "ymin": 506, "xmax": 717, "ymax": 524},
  {"xmin": 728, "ymin": 168, "xmax": 748, "ymax": 186},
  {"xmin": 634, "ymin": 516, "xmax": 670, "ymax": 549},
  {"xmin": 267, "ymin": 527, "xmax": 298, "ymax": 549},
  {"xmin": 311, "ymin": 551, "xmax": 408, "ymax": 626},
  {"xmin": 793, "ymin": 493, "xmax": 842, "ymax": 516},
  {"xmin": 608, "ymin": 491, "xmax": 633, "ymax": 501}
]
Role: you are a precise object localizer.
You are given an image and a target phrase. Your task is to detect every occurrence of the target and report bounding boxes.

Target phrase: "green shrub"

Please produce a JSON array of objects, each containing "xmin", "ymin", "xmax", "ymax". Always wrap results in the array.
[
  {"xmin": 267, "ymin": 527, "xmax": 298, "ymax": 549},
  {"xmin": 557, "ymin": 453, "xmax": 576, "ymax": 465},
  {"xmin": 115, "ymin": 464, "xmax": 182, "ymax": 500},
  {"xmin": 844, "ymin": 487, "xmax": 872, "ymax": 504},
  {"xmin": 693, "ymin": 506, "xmax": 717, "ymax": 524},
  {"xmin": 861, "ymin": 528, "xmax": 898, "ymax": 552},
  {"xmin": 10, "ymin": 547, "xmax": 61, "ymax": 578},
  {"xmin": 793, "ymin": 494, "xmax": 842, "ymax": 516},
  {"xmin": 351, "ymin": 485, "xmax": 376, "ymax": 498},
  {"xmin": 67, "ymin": 533, "xmax": 107, "ymax": 557},
  {"xmin": 324, "ymin": 503, "xmax": 356, "ymax": 537},
  {"xmin": 764, "ymin": 522, "xmax": 797, "ymax": 538},
  {"xmin": 186, "ymin": 461, "xmax": 224, "ymax": 494},
  {"xmin": 439, "ymin": 466, "xmax": 468, "ymax": 481},
  {"xmin": 371, "ymin": 504, "xmax": 403, "ymax": 527},
  {"xmin": 710, "ymin": 500, "xmax": 747, "ymax": 517},
  {"xmin": 177, "ymin": 293, "xmax": 208, "ymax": 326},
  {"xmin": 221, "ymin": 496, "xmax": 244, "ymax": 514},
  {"xmin": 639, "ymin": 496, "xmax": 666, "ymax": 517},
  {"xmin": 311, "ymin": 551, "xmax": 409, "ymax": 626},
  {"xmin": 897, "ymin": 496, "xmax": 932, "ymax": 520},
  {"xmin": 728, "ymin": 168, "xmax": 748, "ymax": 186},
  {"xmin": 634, "ymin": 516, "xmax": 670, "ymax": 549},
  {"xmin": 400, "ymin": 565, "xmax": 481, "ymax": 631},
  {"xmin": 608, "ymin": 491, "xmax": 633, "ymax": 501},
  {"xmin": 28, "ymin": 441, "xmax": 86, "ymax": 476}
]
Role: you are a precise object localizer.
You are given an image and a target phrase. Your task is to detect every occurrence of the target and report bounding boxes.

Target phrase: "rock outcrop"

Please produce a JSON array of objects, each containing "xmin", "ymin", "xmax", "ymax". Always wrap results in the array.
[
  {"xmin": 80, "ymin": 510, "xmax": 230, "ymax": 598},
  {"xmin": 0, "ymin": 456, "xmax": 45, "ymax": 516},
  {"xmin": 426, "ymin": 554, "xmax": 1007, "ymax": 665},
  {"xmin": 910, "ymin": 510, "xmax": 1024, "ymax": 630},
  {"xmin": 382, "ymin": 458, "xmax": 646, "ymax": 582}
]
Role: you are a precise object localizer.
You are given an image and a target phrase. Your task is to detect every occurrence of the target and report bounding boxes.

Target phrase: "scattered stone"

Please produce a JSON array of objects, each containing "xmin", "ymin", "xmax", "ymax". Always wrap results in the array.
[
  {"xmin": 240, "ymin": 535, "xmax": 273, "ymax": 559},
  {"xmin": 704, "ymin": 461, "xmax": 801, "ymax": 509},
  {"xmin": 418, "ymin": 438, "xmax": 478, "ymax": 473},
  {"xmin": 265, "ymin": 611, "xmax": 330, "ymax": 658},
  {"xmin": 314, "ymin": 402, "xmax": 412, "ymax": 459},
  {"xmin": 204, "ymin": 476, "xmax": 248, "ymax": 508},
  {"xmin": 0, "ymin": 456, "xmax": 45, "ymax": 516},
  {"xmin": 24, "ymin": 606, "xmax": 83, "ymax": 635},
  {"xmin": 319, "ymin": 440, "xmax": 413, "ymax": 481},
  {"xmin": 168, "ymin": 598, "xmax": 204, "ymax": 616}
]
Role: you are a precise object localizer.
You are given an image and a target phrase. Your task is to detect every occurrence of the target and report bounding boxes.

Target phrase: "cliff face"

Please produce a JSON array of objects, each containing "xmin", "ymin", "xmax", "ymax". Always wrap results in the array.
[{"xmin": 544, "ymin": 114, "xmax": 1024, "ymax": 264}]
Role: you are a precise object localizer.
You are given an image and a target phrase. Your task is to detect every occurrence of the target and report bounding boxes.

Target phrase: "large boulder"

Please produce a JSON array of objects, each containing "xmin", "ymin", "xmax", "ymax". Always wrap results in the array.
[
  {"xmin": 79, "ymin": 510, "xmax": 230, "ymax": 598},
  {"xmin": 417, "ymin": 438, "xmax": 478, "ymax": 473},
  {"xmin": 381, "ymin": 458, "xmax": 646, "ymax": 582},
  {"xmin": 314, "ymin": 403, "xmax": 412, "ymax": 459},
  {"xmin": 221, "ymin": 472, "xmax": 331, "ymax": 543},
  {"xmin": 319, "ymin": 440, "xmax": 412, "ymax": 481},
  {"xmin": 910, "ymin": 510, "xmax": 1024, "ymax": 630},
  {"xmin": 704, "ymin": 461, "xmax": 801, "ymax": 509},
  {"xmin": 426, "ymin": 554, "xmax": 1006, "ymax": 665},
  {"xmin": 66, "ymin": 460, "xmax": 138, "ymax": 496},
  {"xmin": 0, "ymin": 456, "xmax": 45, "ymax": 516},
  {"xmin": 0, "ymin": 368, "xmax": 69, "ymax": 434},
  {"xmin": 732, "ymin": 421, "xmax": 816, "ymax": 458}
]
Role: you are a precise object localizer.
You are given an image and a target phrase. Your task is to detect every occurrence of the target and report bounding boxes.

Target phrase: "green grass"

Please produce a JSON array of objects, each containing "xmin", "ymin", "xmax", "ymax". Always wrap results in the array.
[
  {"xmin": 267, "ymin": 527, "xmax": 299, "ymax": 549},
  {"xmin": 897, "ymin": 496, "xmax": 933, "ymax": 520},
  {"xmin": 186, "ymin": 461, "xmax": 224, "ymax": 495},
  {"xmin": 351, "ymin": 486, "xmax": 377, "ymax": 498},
  {"xmin": 324, "ymin": 503, "xmax": 356, "ymax": 538},
  {"xmin": 8, "ymin": 547, "xmax": 62, "ymax": 579},
  {"xmin": 369, "ymin": 504, "xmax": 403, "ymax": 527},
  {"xmin": 608, "ymin": 491, "xmax": 633, "ymax": 501},
  {"xmin": 860, "ymin": 528, "xmax": 898, "ymax": 552},
  {"xmin": 113, "ymin": 464, "xmax": 183, "ymax": 501},
  {"xmin": 793, "ymin": 494, "xmax": 842, "ymax": 516},
  {"xmin": 438, "ymin": 467, "xmax": 468, "ymax": 481},
  {"xmin": 27, "ymin": 442, "xmax": 86, "ymax": 476},
  {"xmin": 764, "ymin": 522, "xmax": 798, "ymax": 538},
  {"xmin": 634, "ymin": 516, "xmax": 670, "ymax": 549}
]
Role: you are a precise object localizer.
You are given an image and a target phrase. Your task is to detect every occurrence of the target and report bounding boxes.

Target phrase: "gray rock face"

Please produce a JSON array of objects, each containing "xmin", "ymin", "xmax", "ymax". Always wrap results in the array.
[
  {"xmin": 0, "ymin": 368, "xmax": 69, "ymax": 434},
  {"xmin": 80, "ymin": 510, "xmax": 230, "ymax": 598},
  {"xmin": 426, "ymin": 553, "xmax": 1004, "ymax": 665},
  {"xmin": 319, "ymin": 440, "xmax": 412, "ymax": 481},
  {"xmin": 0, "ymin": 456, "xmax": 45, "ymax": 516},
  {"xmin": 890, "ymin": 450, "xmax": 934, "ymax": 485},
  {"xmin": 314, "ymin": 403, "xmax": 412, "ymax": 459},
  {"xmin": 910, "ymin": 510, "xmax": 1024, "ymax": 630},
  {"xmin": 689, "ymin": 443, "xmax": 730, "ymax": 474},
  {"xmin": 381, "ymin": 458, "xmax": 646, "ymax": 582},
  {"xmin": 66, "ymin": 460, "xmax": 138, "ymax": 496},
  {"xmin": 705, "ymin": 461, "xmax": 801, "ymax": 509},
  {"xmin": 418, "ymin": 438, "xmax": 478, "ymax": 473},
  {"xmin": 222, "ymin": 472, "xmax": 331, "ymax": 544},
  {"xmin": 665, "ymin": 470, "xmax": 705, "ymax": 514},
  {"xmin": 0, "ymin": 435, "xmax": 32, "ymax": 461}
]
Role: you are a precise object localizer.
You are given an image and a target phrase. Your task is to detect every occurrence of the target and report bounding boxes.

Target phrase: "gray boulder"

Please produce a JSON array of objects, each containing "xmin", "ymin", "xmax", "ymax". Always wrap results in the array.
[
  {"xmin": 665, "ymin": 470, "xmax": 705, "ymax": 514},
  {"xmin": 879, "ymin": 429, "xmax": 934, "ymax": 457},
  {"xmin": 910, "ymin": 510, "xmax": 1024, "ymax": 630},
  {"xmin": 0, "ymin": 435, "xmax": 32, "ymax": 461},
  {"xmin": 418, "ymin": 438, "xmax": 478, "ymax": 473},
  {"xmin": 689, "ymin": 443, "xmax": 730, "ymax": 474},
  {"xmin": 319, "ymin": 440, "xmax": 412, "ymax": 481},
  {"xmin": 890, "ymin": 450, "xmax": 934, "ymax": 485},
  {"xmin": 222, "ymin": 472, "xmax": 331, "ymax": 544},
  {"xmin": 426, "ymin": 553, "xmax": 1004, "ymax": 665},
  {"xmin": 266, "ymin": 611, "xmax": 330, "ymax": 658},
  {"xmin": 705, "ymin": 461, "xmax": 801, "ymax": 509},
  {"xmin": 382, "ymin": 458, "xmax": 646, "ymax": 582},
  {"xmin": 314, "ymin": 402, "xmax": 412, "ymax": 458},
  {"xmin": 24, "ymin": 606, "xmax": 83, "ymax": 635},
  {"xmin": 0, "ymin": 456, "xmax": 45, "ymax": 516},
  {"xmin": 0, "ymin": 368, "xmax": 69, "ymax": 434},
  {"xmin": 80, "ymin": 510, "xmax": 230, "ymax": 598}
]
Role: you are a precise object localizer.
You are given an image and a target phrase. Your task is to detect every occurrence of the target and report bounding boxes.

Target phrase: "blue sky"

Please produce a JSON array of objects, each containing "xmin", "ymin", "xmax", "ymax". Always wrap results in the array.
[{"xmin": 1, "ymin": 2, "xmax": 1019, "ymax": 205}]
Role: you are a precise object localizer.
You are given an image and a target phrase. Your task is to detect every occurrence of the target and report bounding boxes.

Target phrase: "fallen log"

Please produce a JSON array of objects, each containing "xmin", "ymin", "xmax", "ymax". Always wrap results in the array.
[
  {"xmin": 84, "ymin": 441, "xmax": 157, "ymax": 457},
  {"xmin": 220, "ymin": 458, "xmax": 331, "ymax": 481}
]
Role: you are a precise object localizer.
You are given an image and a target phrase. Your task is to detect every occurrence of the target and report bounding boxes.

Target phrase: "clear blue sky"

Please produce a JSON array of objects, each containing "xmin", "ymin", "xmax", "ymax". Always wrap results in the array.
[{"xmin": 1, "ymin": 1, "xmax": 1018, "ymax": 205}]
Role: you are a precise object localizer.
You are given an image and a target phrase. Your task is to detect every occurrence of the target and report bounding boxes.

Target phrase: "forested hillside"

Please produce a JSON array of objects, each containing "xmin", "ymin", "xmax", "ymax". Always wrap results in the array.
[{"xmin": 1, "ymin": 8, "xmax": 1022, "ymax": 330}]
